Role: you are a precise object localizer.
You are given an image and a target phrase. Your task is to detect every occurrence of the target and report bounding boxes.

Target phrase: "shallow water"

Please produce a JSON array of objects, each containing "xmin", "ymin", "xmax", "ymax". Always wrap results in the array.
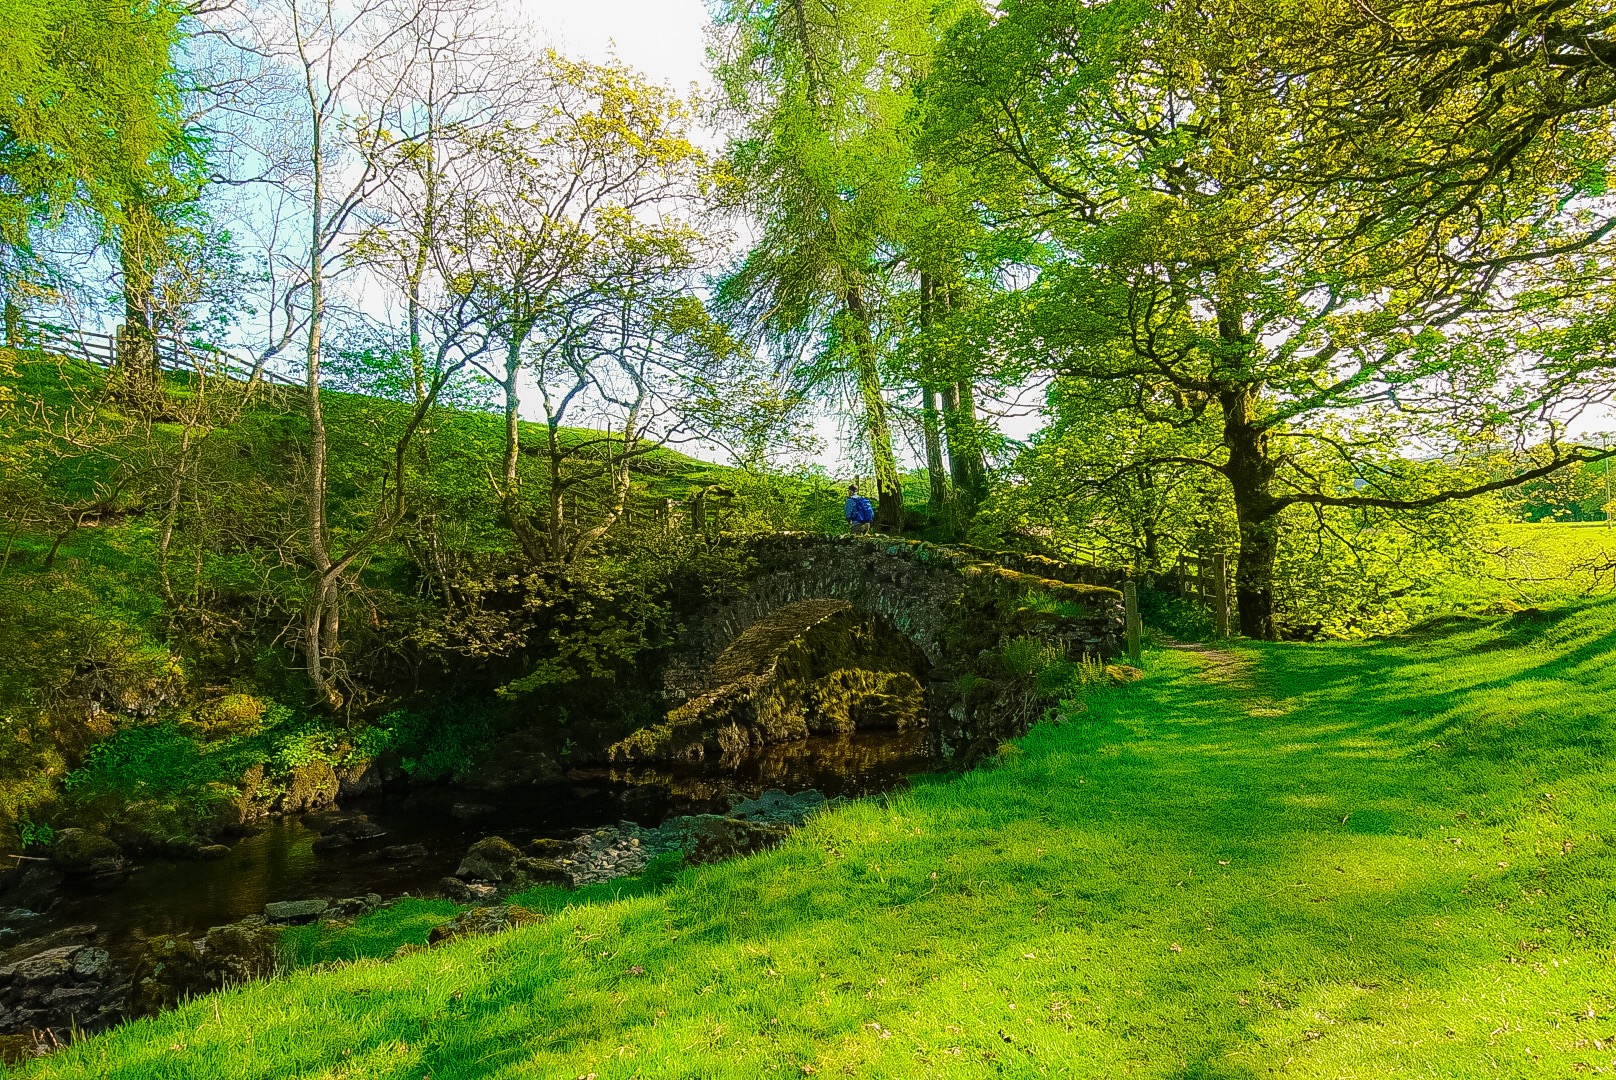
[{"xmin": 23, "ymin": 728, "xmax": 937, "ymax": 962}]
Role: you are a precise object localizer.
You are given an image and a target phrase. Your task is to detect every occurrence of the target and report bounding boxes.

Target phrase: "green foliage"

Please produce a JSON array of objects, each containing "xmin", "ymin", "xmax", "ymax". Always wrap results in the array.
[
  {"xmin": 1499, "ymin": 452, "xmax": 1614, "ymax": 523},
  {"xmin": 0, "ymin": 0, "xmax": 183, "ymax": 245},
  {"xmin": 51, "ymin": 703, "xmax": 393, "ymax": 842},
  {"xmin": 62, "ymin": 721, "xmax": 228, "ymax": 796},
  {"xmin": 365, "ymin": 705, "xmax": 495, "ymax": 781},
  {"xmin": 995, "ymin": 400, "xmax": 1502, "ymax": 637},
  {"xmin": 923, "ymin": 0, "xmax": 1616, "ymax": 637},
  {"xmin": 1021, "ymin": 589, "xmax": 1105, "ymax": 622},
  {"xmin": 1271, "ymin": 497, "xmax": 1500, "ymax": 639},
  {"xmin": 995, "ymin": 635, "xmax": 1058, "ymax": 679},
  {"xmin": 16, "ymin": 819, "xmax": 54, "ymax": 849},
  {"xmin": 1139, "ymin": 588, "xmax": 1215, "ymax": 643}
]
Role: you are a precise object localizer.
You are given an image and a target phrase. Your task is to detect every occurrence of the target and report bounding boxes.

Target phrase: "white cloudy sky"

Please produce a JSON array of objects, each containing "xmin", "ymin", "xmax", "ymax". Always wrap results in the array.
[{"xmin": 514, "ymin": 0, "xmax": 714, "ymax": 96}]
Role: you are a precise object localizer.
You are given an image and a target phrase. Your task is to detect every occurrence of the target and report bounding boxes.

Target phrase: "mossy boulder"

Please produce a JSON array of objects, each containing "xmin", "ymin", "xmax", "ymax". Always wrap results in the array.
[
  {"xmin": 200, "ymin": 921, "xmax": 281, "ymax": 984},
  {"xmin": 456, "ymin": 836, "xmax": 524, "ymax": 882},
  {"xmin": 426, "ymin": 904, "xmax": 541, "ymax": 946},
  {"xmin": 667, "ymin": 815, "xmax": 790, "ymax": 865},
  {"xmin": 49, "ymin": 829, "xmax": 125, "ymax": 876},
  {"xmin": 264, "ymin": 899, "xmax": 328, "ymax": 924},
  {"xmin": 129, "ymin": 935, "xmax": 208, "ymax": 1016},
  {"xmin": 129, "ymin": 920, "xmax": 282, "ymax": 1016}
]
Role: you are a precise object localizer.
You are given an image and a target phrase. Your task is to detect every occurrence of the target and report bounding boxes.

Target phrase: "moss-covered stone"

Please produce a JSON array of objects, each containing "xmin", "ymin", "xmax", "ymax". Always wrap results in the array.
[
  {"xmin": 426, "ymin": 905, "xmax": 541, "ymax": 946},
  {"xmin": 49, "ymin": 829, "xmax": 125, "ymax": 876},
  {"xmin": 609, "ymin": 600, "xmax": 930, "ymax": 762},
  {"xmin": 455, "ymin": 836, "xmax": 524, "ymax": 882},
  {"xmin": 129, "ymin": 935, "xmax": 208, "ymax": 1016}
]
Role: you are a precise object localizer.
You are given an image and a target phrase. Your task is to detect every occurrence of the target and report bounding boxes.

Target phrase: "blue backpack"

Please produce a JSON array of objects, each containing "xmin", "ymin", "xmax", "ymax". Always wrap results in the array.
[{"xmin": 849, "ymin": 496, "xmax": 875, "ymax": 524}]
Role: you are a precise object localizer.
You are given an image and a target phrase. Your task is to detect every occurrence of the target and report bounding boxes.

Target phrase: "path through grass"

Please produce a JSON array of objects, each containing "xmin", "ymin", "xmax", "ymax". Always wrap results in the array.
[{"xmin": 22, "ymin": 600, "xmax": 1616, "ymax": 1078}]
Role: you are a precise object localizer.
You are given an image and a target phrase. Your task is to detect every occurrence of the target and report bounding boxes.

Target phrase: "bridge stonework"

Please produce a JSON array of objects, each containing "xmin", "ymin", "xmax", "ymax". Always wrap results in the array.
[{"xmin": 654, "ymin": 535, "xmax": 1128, "ymax": 765}]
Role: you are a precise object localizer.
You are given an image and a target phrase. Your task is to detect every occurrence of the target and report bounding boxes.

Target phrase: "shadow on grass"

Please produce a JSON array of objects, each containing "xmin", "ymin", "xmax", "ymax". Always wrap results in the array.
[{"xmin": 26, "ymin": 597, "xmax": 1616, "ymax": 1079}]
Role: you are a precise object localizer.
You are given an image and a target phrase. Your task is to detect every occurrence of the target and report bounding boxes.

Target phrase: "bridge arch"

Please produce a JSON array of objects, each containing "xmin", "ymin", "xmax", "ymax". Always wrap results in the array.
[{"xmin": 616, "ymin": 535, "xmax": 1127, "ymax": 765}]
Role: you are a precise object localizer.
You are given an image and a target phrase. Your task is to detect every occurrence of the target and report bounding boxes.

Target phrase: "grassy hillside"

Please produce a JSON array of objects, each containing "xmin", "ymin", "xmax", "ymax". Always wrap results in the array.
[
  {"xmin": 20, "ymin": 597, "xmax": 1616, "ymax": 1078},
  {"xmin": 0, "ymin": 351, "xmax": 843, "ymax": 853}
]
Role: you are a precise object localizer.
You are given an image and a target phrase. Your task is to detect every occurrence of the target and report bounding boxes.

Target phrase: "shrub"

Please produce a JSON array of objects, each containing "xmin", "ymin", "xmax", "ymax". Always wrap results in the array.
[{"xmin": 998, "ymin": 636, "xmax": 1060, "ymax": 679}]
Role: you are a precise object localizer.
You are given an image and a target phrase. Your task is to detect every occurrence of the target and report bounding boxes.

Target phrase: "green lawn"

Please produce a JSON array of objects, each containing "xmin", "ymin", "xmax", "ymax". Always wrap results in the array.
[{"xmin": 20, "ymin": 600, "xmax": 1616, "ymax": 1078}]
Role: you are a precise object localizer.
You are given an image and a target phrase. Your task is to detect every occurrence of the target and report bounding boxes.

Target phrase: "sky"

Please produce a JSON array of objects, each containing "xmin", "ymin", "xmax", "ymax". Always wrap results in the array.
[{"xmin": 513, "ymin": 0, "xmax": 714, "ymax": 96}]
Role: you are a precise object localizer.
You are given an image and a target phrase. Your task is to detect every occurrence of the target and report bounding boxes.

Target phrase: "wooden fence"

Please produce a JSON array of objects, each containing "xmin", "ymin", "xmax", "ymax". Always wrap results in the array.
[
  {"xmin": 9, "ymin": 318, "xmax": 301, "ymax": 389},
  {"xmin": 1173, "ymin": 551, "xmax": 1233, "ymax": 636}
]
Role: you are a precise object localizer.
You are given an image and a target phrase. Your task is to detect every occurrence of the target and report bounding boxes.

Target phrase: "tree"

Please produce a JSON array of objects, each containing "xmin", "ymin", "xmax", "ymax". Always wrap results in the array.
[
  {"xmin": 224, "ymin": 0, "xmax": 514, "ymax": 703},
  {"xmin": 987, "ymin": 379, "xmax": 1229, "ymax": 571},
  {"xmin": 0, "ymin": 0, "xmax": 185, "ymax": 339},
  {"xmin": 712, "ymin": 0, "xmax": 957, "ymax": 531},
  {"xmin": 526, "ymin": 217, "xmax": 740, "ymax": 565},
  {"xmin": 344, "ymin": 0, "xmax": 523, "ymax": 404},
  {"xmin": 0, "ymin": 0, "xmax": 182, "ymax": 244},
  {"xmin": 928, "ymin": 0, "xmax": 1616, "ymax": 637},
  {"xmin": 449, "ymin": 54, "xmax": 711, "ymax": 562}
]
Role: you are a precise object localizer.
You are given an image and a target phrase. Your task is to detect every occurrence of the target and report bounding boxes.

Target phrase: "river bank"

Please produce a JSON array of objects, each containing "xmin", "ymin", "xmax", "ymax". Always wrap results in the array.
[{"xmin": 0, "ymin": 729, "xmax": 936, "ymax": 1051}]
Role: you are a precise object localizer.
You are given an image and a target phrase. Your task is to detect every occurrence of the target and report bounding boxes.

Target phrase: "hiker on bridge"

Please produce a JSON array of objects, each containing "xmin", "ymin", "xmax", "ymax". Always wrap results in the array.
[{"xmin": 844, "ymin": 484, "xmax": 874, "ymax": 536}]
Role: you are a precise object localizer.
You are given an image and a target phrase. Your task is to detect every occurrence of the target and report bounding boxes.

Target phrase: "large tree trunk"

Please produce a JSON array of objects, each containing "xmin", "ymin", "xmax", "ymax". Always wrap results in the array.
[
  {"xmin": 1221, "ymin": 385, "xmax": 1283, "ymax": 640},
  {"xmin": 942, "ymin": 380, "xmax": 987, "ymax": 508},
  {"xmin": 935, "ymin": 283, "xmax": 988, "ymax": 511},
  {"xmin": 922, "ymin": 385, "xmax": 948, "ymax": 516},
  {"xmin": 842, "ymin": 287, "xmax": 903, "ymax": 531},
  {"xmin": 2, "ymin": 293, "xmax": 20, "ymax": 345}
]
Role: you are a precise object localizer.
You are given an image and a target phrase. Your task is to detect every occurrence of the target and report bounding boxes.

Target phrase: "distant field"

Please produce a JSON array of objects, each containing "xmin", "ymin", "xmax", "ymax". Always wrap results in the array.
[{"xmin": 1480, "ymin": 521, "xmax": 1616, "ymax": 600}]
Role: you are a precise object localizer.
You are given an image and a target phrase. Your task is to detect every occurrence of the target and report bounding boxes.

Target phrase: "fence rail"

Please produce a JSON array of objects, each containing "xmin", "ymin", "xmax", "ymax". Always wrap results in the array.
[
  {"xmin": 10, "ymin": 318, "xmax": 302, "ymax": 389},
  {"xmin": 1173, "ymin": 551, "xmax": 1233, "ymax": 636}
]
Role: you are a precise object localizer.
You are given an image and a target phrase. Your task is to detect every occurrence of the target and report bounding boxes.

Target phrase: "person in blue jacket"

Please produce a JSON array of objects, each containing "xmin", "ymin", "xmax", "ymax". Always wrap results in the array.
[{"xmin": 844, "ymin": 484, "xmax": 875, "ymax": 535}]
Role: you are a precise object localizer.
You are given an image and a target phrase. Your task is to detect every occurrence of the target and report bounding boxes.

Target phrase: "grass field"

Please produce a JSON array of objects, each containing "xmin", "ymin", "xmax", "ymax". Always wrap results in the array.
[
  {"xmin": 18, "ymin": 596, "xmax": 1616, "ymax": 1078},
  {"xmin": 1483, "ymin": 522, "xmax": 1616, "ymax": 602}
]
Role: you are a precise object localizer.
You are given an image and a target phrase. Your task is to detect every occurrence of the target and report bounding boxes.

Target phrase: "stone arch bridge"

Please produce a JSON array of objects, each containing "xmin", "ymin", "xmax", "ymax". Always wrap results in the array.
[{"xmin": 608, "ymin": 535, "xmax": 1127, "ymax": 766}]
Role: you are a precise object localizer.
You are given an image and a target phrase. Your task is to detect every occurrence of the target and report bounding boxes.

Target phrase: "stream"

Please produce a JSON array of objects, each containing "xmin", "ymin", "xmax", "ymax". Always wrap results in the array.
[{"xmin": 3, "ymin": 728, "xmax": 938, "ymax": 967}]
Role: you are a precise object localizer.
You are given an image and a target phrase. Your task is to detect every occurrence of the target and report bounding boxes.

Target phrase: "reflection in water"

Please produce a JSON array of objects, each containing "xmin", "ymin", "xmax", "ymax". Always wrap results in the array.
[
  {"xmin": 575, "ymin": 726, "xmax": 934, "ymax": 804},
  {"xmin": 34, "ymin": 728, "xmax": 938, "ymax": 962}
]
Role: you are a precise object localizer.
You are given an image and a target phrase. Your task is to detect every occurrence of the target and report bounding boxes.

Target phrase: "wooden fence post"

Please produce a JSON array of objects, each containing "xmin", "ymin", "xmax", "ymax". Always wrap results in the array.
[
  {"xmin": 1212, "ymin": 553, "xmax": 1231, "ymax": 638},
  {"xmin": 1123, "ymin": 580, "xmax": 1142, "ymax": 664}
]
